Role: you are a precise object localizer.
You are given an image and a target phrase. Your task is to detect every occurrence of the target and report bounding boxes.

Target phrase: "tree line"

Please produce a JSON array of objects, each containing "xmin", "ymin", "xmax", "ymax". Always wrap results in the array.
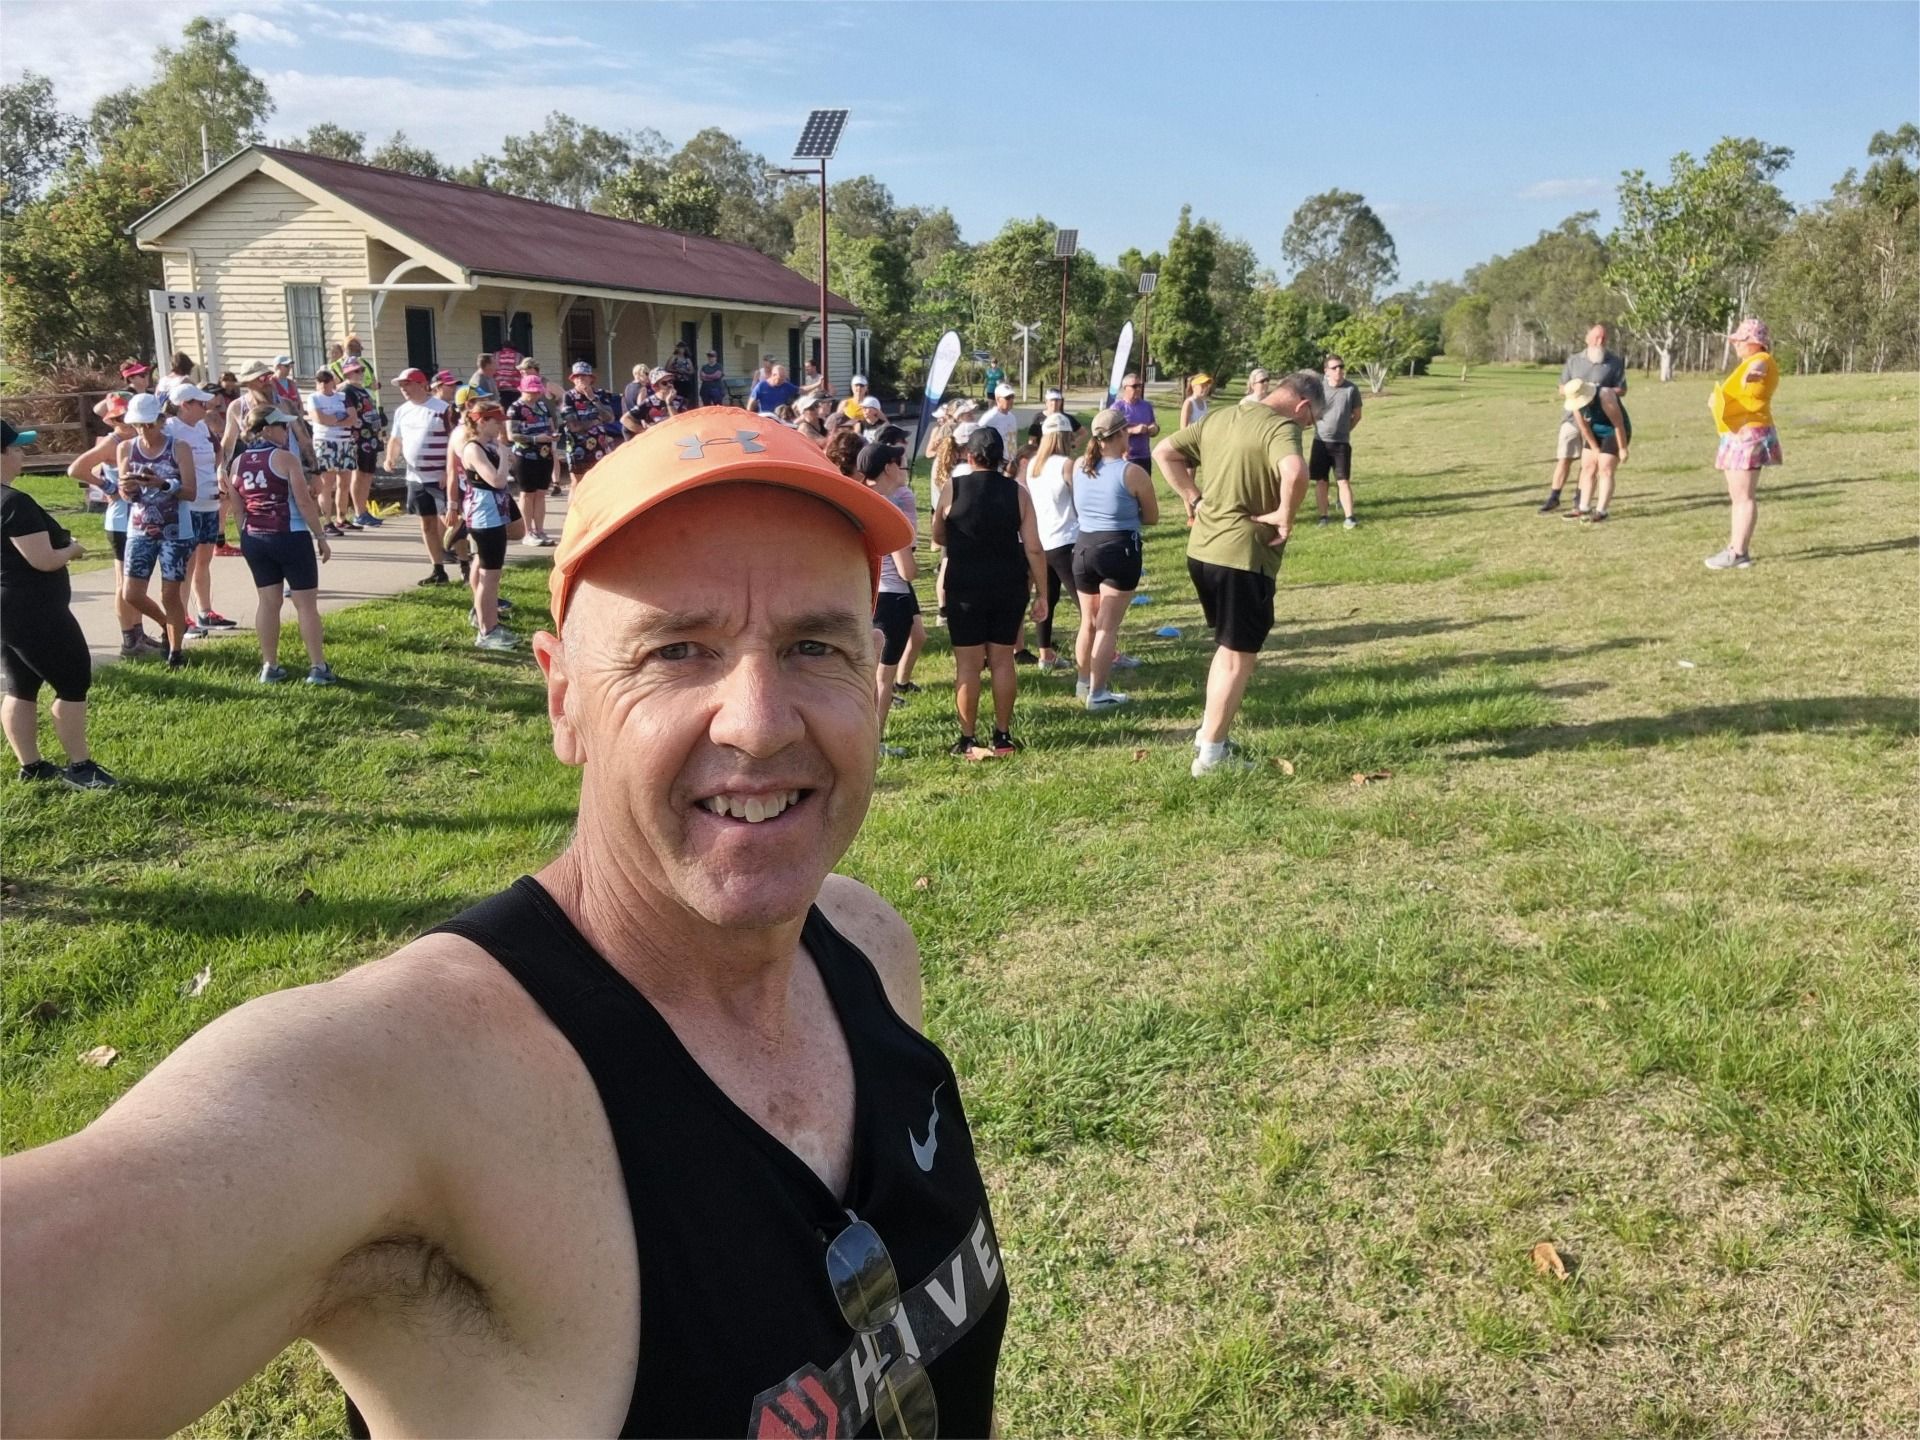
[{"xmin": 2, "ymin": 18, "xmax": 1914, "ymax": 394}]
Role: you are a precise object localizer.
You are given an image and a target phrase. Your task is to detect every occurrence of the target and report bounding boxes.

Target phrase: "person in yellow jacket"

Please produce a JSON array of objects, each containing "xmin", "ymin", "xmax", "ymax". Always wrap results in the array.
[{"xmin": 1706, "ymin": 317, "xmax": 1782, "ymax": 570}]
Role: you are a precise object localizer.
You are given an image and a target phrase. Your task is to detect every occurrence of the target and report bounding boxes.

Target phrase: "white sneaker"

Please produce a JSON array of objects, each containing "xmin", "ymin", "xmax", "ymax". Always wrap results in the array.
[
  {"xmin": 878, "ymin": 742, "xmax": 908, "ymax": 759},
  {"xmin": 1191, "ymin": 744, "xmax": 1258, "ymax": 777},
  {"xmin": 474, "ymin": 625, "xmax": 519, "ymax": 650},
  {"xmin": 1112, "ymin": 653, "xmax": 1141, "ymax": 670},
  {"xmin": 1086, "ymin": 690, "xmax": 1130, "ymax": 710},
  {"xmin": 522, "ymin": 535, "xmax": 547, "ymax": 549},
  {"xmin": 1703, "ymin": 548, "xmax": 1753, "ymax": 570}
]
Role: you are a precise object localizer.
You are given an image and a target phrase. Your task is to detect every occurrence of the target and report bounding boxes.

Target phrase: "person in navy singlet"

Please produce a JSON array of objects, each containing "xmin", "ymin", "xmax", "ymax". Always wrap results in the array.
[
  {"xmin": 233, "ymin": 407, "xmax": 337, "ymax": 685},
  {"xmin": 2, "ymin": 414, "xmax": 1007, "ymax": 1438}
]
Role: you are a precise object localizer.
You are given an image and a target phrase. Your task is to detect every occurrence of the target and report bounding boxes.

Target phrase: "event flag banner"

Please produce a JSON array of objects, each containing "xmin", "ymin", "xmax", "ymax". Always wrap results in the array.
[
  {"xmin": 1106, "ymin": 321, "xmax": 1135, "ymax": 404},
  {"xmin": 911, "ymin": 330, "xmax": 963, "ymax": 474}
]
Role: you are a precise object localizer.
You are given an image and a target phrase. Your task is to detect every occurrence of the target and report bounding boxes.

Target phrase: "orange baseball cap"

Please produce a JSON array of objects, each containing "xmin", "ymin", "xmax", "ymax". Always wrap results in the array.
[{"xmin": 549, "ymin": 410, "xmax": 914, "ymax": 631}]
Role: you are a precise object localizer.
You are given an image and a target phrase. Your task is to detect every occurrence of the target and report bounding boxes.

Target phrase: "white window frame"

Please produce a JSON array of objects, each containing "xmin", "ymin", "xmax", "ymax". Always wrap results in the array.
[{"xmin": 285, "ymin": 284, "xmax": 326, "ymax": 377}]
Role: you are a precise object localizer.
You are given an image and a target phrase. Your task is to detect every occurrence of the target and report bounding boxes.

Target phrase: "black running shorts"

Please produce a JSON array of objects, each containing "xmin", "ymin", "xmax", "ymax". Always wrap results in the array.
[
  {"xmin": 1187, "ymin": 557, "xmax": 1276, "ymax": 654},
  {"xmin": 1309, "ymin": 438, "xmax": 1352, "ymax": 482},
  {"xmin": 945, "ymin": 587, "xmax": 1025, "ymax": 648},
  {"xmin": 872, "ymin": 590, "xmax": 919, "ymax": 666},
  {"xmin": 512, "ymin": 449, "xmax": 554, "ymax": 491},
  {"xmin": 1071, "ymin": 530, "xmax": 1142, "ymax": 594}
]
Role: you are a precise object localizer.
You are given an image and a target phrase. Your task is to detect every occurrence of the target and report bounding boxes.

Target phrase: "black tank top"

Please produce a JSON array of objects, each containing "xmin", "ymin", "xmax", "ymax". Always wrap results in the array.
[
  {"xmin": 344, "ymin": 877, "xmax": 1007, "ymax": 1438},
  {"xmin": 943, "ymin": 469, "xmax": 1027, "ymax": 592}
]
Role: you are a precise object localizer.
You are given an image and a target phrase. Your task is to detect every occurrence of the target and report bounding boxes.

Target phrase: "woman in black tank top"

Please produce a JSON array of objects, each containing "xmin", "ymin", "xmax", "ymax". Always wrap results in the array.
[{"xmin": 930, "ymin": 426, "xmax": 1047, "ymax": 758}]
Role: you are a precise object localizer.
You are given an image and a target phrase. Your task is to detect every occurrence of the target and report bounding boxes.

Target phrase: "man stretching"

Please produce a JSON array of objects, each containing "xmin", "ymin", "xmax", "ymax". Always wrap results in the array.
[
  {"xmin": 1541, "ymin": 322, "xmax": 1628, "ymax": 514},
  {"xmin": 1155, "ymin": 370, "xmax": 1325, "ymax": 777}
]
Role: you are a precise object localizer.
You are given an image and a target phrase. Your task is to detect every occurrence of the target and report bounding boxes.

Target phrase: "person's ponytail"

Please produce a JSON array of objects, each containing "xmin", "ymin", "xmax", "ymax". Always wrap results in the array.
[{"xmin": 1080, "ymin": 431, "xmax": 1103, "ymax": 478}]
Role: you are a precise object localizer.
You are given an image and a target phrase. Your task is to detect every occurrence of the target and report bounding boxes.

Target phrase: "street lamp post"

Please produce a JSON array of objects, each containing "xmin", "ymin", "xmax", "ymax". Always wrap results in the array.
[
  {"xmin": 1054, "ymin": 228, "xmax": 1078, "ymax": 392},
  {"xmin": 1013, "ymin": 322, "xmax": 1039, "ymax": 401},
  {"xmin": 1138, "ymin": 270, "xmax": 1158, "ymax": 387},
  {"xmin": 780, "ymin": 109, "xmax": 849, "ymax": 394}
]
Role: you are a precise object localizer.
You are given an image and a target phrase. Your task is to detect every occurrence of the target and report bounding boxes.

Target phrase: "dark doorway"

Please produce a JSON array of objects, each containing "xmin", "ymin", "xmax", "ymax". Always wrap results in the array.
[
  {"xmin": 787, "ymin": 328, "xmax": 802, "ymax": 376},
  {"xmin": 679, "ymin": 320, "xmax": 699, "ymax": 359},
  {"xmin": 710, "ymin": 314, "xmax": 724, "ymax": 363},
  {"xmin": 509, "ymin": 311, "xmax": 533, "ymax": 358},
  {"xmin": 404, "ymin": 307, "xmax": 437, "ymax": 373}
]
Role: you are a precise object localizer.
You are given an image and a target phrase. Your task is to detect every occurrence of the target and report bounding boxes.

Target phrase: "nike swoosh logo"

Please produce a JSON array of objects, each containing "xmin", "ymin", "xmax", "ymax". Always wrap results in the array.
[{"xmin": 909, "ymin": 1084, "xmax": 944, "ymax": 1172}]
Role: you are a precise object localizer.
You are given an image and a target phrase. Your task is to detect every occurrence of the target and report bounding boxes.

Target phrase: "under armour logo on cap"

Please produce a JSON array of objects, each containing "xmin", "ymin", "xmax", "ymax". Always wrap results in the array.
[{"xmin": 677, "ymin": 430, "xmax": 767, "ymax": 461}]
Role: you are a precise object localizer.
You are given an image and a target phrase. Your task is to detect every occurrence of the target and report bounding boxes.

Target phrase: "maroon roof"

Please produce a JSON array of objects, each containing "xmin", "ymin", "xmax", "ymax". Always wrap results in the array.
[{"xmin": 258, "ymin": 146, "xmax": 856, "ymax": 314}]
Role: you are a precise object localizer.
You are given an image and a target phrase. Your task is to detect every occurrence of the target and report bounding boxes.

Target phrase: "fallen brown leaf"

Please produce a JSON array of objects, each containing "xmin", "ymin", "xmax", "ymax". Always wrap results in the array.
[
  {"xmin": 80, "ymin": 1045, "xmax": 118, "ymax": 1069},
  {"xmin": 463, "ymin": 768, "xmax": 482, "ymax": 777},
  {"xmin": 1530, "ymin": 1241, "xmax": 1571, "ymax": 1281},
  {"xmin": 1131, "ymin": 748, "xmax": 1149, "ymax": 762},
  {"xmin": 1350, "ymin": 769, "xmax": 1393, "ymax": 786},
  {"xmin": 912, "ymin": 875, "xmax": 931, "ymax": 891},
  {"xmin": 1274, "ymin": 758, "xmax": 1296, "ymax": 775},
  {"xmin": 294, "ymin": 887, "xmax": 316, "ymax": 906}
]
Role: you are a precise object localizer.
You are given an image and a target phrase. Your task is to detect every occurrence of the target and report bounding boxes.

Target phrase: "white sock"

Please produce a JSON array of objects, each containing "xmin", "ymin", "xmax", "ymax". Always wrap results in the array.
[{"xmin": 1198, "ymin": 740, "xmax": 1228, "ymax": 763}]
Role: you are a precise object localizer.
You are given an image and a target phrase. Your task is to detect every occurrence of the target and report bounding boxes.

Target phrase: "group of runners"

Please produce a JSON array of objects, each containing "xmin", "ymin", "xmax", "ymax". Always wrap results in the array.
[{"xmin": 2, "ymin": 314, "xmax": 1784, "ymax": 790}]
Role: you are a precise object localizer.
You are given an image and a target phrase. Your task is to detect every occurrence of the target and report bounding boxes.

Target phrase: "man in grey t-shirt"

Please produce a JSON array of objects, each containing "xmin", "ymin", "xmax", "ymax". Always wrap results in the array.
[
  {"xmin": 1310, "ymin": 354, "xmax": 1364, "ymax": 528},
  {"xmin": 1541, "ymin": 322, "xmax": 1629, "ymax": 513}
]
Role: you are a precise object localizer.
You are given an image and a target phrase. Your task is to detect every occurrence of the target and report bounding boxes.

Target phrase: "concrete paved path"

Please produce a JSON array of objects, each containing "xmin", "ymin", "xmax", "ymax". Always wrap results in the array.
[{"xmin": 74, "ymin": 494, "xmax": 569, "ymax": 664}]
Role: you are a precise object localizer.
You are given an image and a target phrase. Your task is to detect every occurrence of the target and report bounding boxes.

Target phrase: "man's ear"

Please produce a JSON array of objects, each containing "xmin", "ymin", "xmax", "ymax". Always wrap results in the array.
[{"xmin": 532, "ymin": 630, "xmax": 585, "ymax": 767}]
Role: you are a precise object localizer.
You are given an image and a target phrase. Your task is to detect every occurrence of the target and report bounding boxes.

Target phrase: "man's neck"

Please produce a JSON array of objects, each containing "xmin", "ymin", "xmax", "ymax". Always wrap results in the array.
[{"xmin": 537, "ymin": 840, "xmax": 806, "ymax": 1019}]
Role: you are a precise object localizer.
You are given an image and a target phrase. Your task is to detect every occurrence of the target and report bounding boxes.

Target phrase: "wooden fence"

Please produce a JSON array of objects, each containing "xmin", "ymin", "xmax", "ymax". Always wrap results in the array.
[{"xmin": 0, "ymin": 391, "xmax": 114, "ymax": 470}]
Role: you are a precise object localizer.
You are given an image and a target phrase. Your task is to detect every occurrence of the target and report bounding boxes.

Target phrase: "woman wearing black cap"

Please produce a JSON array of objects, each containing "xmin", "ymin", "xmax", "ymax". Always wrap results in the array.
[
  {"xmin": 0, "ymin": 421, "xmax": 116, "ymax": 788},
  {"xmin": 931, "ymin": 425, "xmax": 1048, "ymax": 757}
]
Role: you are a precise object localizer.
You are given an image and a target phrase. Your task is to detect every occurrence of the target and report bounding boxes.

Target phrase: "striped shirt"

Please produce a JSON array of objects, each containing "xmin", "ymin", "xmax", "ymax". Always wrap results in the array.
[{"xmin": 392, "ymin": 397, "xmax": 452, "ymax": 483}]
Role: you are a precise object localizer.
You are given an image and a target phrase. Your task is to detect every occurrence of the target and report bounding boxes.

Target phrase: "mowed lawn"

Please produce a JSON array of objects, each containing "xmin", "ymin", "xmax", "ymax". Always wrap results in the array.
[{"xmin": 3, "ymin": 366, "xmax": 1916, "ymax": 1437}]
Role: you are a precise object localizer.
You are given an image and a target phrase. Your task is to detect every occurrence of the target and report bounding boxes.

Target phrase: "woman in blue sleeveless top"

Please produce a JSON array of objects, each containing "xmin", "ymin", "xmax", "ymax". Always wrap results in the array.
[{"xmin": 1072, "ymin": 408, "xmax": 1160, "ymax": 710}]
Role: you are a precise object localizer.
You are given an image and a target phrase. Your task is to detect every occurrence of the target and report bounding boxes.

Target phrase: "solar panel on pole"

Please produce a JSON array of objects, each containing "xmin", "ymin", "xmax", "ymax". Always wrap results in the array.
[
  {"xmin": 1054, "ymin": 229, "xmax": 1079, "ymax": 259},
  {"xmin": 1138, "ymin": 271, "xmax": 1158, "ymax": 295},
  {"xmin": 793, "ymin": 109, "xmax": 849, "ymax": 160}
]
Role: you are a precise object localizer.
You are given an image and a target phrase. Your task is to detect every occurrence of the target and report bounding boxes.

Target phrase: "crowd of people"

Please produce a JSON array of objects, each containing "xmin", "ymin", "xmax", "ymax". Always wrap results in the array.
[{"xmin": 2, "ymin": 316, "xmax": 1784, "ymax": 789}]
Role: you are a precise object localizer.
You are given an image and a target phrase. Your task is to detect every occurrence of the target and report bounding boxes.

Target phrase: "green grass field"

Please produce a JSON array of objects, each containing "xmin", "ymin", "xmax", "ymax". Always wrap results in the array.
[{"xmin": 4, "ymin": 366, "xmax": 1916, "ymax": 1437}]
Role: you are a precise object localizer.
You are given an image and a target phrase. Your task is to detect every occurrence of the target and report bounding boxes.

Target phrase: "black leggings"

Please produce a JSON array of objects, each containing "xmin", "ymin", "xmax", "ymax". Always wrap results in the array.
[
  {"xmin": 1, "ymin": 592, "xmax": 91, "ymax": 703},
  {"xmin": 1035, "ymin": 544, "xmax": 1078, "ymax": 650}
]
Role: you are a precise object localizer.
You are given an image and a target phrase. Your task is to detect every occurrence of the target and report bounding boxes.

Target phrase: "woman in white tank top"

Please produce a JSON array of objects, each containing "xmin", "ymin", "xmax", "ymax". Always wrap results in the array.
[
  {"xmin": 1022, "ymin": 413, "xmax": 1080, "ymax": 672},
  {"xmin": 1179, "ymin": 372, "xmax": 1214, "ymax": 429}
]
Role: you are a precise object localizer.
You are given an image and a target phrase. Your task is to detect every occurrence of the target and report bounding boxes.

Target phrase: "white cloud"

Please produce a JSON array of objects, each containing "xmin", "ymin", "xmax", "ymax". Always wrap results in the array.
[
  {"xmin": 227, "ymin": 12, "xmax": 300, "ymax": 45},
  {"xmin": 1519, "ymin": 177, "xmax": 1609, "ymax": 201},
  {"xmin": 259, "ymin": 67, "xmax": 792, "ymax": 163},
  {"xmin": 0, "ymin": 2, "xmax": 188, "ymax": 108}
]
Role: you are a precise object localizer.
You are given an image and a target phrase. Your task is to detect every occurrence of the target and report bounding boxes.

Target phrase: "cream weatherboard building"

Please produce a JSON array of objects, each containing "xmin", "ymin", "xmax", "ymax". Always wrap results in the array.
[{"xmin": 130, "ymin": 145, "xmax": 869, "ymax": 394}]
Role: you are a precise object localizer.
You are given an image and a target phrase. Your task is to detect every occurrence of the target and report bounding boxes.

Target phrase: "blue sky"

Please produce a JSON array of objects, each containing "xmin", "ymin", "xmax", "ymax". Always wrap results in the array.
[{"xmin": 7, "ymin": 1, "xmax": 1916, "ymax": 285}]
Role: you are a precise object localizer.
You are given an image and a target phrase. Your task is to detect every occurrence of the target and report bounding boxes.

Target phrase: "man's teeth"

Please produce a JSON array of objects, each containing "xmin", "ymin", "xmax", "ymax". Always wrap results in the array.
[{"xmin": 702, "ymin": 790, "xmax": 802, "ymax": 823}]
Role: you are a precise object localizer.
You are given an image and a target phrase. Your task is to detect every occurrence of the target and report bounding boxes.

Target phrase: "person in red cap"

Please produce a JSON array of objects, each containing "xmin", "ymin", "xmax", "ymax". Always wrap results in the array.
[
  {"xmin": 1, "ymin": 411, "xmax": 1009, "ymax": 1438},
  {"xmin": 93, "ymin": 360, "xmax": 154, "ymax": 420}
]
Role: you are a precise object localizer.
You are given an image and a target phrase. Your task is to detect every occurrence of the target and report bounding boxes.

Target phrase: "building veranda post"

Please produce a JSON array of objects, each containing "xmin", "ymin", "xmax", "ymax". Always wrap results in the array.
[{"xmin": 130, "ymin": 146, "xmax": 870, "ymax": 398}]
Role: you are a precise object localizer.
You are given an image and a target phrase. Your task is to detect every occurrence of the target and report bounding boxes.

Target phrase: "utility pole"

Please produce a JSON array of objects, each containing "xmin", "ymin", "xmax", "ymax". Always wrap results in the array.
[
  {"xmin": 780, "ymin": 110, "xmax": 849, "ymax": 393},
  {"xmin": 1138, "ymin": 270, "xmax": 1158, "ymax": 386},
  {"xmin": 1013, "ymin": 323, "xmax": 1039, "ymax": 401},
  {"xmin": 1054, "ymin": 229, "xmax": 1078, "ymax": 392}
]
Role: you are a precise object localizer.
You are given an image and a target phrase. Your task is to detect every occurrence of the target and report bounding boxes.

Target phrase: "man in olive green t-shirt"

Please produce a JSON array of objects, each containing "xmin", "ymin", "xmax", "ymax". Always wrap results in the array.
[{"xmin": 1155, "ymin": 369, "xmax": 1325, "ymax": 777}]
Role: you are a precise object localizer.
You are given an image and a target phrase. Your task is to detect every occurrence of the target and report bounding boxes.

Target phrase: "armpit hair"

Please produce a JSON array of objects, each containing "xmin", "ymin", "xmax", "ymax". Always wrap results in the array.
[{"xmin": 308, "ymin": 1231, "xmax": 509, "ymax": 1344}]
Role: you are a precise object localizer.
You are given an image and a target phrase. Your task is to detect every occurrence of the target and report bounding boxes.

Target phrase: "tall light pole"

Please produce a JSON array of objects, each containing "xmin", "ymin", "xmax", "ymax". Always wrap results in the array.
[
  {"xmin": 1013, "ymin": 322, "xmax": 1039, "ymax": 401},
  {"xmin": 1138, "ymin": 270, "xmax": 1158, "ymax": 387},
  {"xmin": 1054, "ymin": 228, "xmax": 1078, "ymax": 392},
  {"xmin": 779, "ymin": 109, "xmax": 848, "ymax": 393}
]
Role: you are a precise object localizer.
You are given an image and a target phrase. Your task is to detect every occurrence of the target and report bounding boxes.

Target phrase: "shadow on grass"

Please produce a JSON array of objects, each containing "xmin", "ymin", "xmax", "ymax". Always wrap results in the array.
[
  {"xmin": 1629, "ymin": 475, "xmax": 1883, "ymax": 518},
  {"xmin": 1469, "ymin": 695, "xmax": 1919, "ymax": 759},
  {"xmin": 9, "ymin": 874, "xmax": 499, "ymax": 942},
  {"xmin": 1780, "ymin": 534, "xmax": 1919, "ymax": 563},
  {"xmin": 1281, "ymin": 613, "xmax": 1524, "ymax": 652}
]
